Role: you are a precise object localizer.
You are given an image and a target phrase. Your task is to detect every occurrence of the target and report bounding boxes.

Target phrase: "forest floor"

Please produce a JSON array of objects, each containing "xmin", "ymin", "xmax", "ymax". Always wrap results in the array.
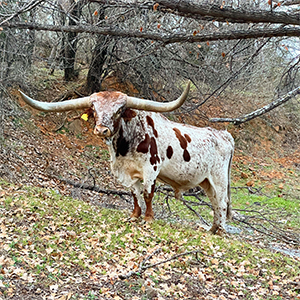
[{"xmin": 0, "ymin": 77, "xmax": 300, "ymax": 299}]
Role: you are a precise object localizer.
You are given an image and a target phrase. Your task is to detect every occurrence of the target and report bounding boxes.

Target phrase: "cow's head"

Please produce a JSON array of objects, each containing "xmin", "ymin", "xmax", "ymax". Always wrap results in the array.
[{"xmin": 19, "ymin": 82, "xmax": 190, "ymax": 138}]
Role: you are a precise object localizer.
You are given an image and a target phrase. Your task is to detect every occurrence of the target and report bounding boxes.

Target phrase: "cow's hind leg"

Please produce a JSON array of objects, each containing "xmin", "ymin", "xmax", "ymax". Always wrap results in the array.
[{"xmin": 200, "ymin": 179, "xmax": 228, "ymax": 235}]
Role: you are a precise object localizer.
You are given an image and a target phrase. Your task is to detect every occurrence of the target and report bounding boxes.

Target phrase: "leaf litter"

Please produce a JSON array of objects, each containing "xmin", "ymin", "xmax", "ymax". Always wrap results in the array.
[
  {"xmin": 0, "ymin": 96, "xmax": 300, "ymax": 299},
  {"xmin": 0, "ymin": 183, "xmax": 299, "ymax": 299}
]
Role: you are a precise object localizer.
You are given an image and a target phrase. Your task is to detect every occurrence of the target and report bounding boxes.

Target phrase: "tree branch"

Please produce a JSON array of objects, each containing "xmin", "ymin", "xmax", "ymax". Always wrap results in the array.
[
  {"xmin": 2, "ymin": 21, "xmax": 300, "ymax": 43},
  {"xmin": 158, "ymin": 0, "xmax": 300, "ymax": 25},
  {"xmin": 57, "ymin": 177, "xmax": 132, "ymax": 197},
  {"xmin": 0, "ymin": 0, "xmax": 44, "ymax": 26},
  {"xmin": 210, "ymin": 85, "xmax": 300, "ymax": 125}
]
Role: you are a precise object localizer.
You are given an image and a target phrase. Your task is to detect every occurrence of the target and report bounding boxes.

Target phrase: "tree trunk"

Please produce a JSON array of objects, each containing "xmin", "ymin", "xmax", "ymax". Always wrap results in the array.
[
  {"xmin": 86, "ymin": 8, "xmax": 109, "ymax": 93},
  {"xmin": 86, "ymin": 36, "xmax": 109, "ymax": 93},
  {"xmin": 63, "ymin": 1, "xmax": 83, "ymax": 81}
]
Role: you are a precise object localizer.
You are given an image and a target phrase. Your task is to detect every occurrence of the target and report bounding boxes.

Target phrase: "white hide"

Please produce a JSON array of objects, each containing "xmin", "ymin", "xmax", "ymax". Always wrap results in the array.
[{"xmin": 107, "ymin": 110, "xmax": 234, "ymax": 232}]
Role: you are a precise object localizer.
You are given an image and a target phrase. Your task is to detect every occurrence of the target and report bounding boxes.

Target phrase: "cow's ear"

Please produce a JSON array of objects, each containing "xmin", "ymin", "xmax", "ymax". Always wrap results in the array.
[
  {"xmin": 82, "ymin": 108, "xmax": 94, "ymax": 119},
  {"xmin": 121, "ymin": 108, "xmax": 137, "ymax": 122}
]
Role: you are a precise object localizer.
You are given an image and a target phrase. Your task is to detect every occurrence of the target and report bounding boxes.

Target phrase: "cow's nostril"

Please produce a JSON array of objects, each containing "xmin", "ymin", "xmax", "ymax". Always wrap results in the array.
[{"xmin": 93, "ymin": 126, "xmax": 110, "ymax": 137}]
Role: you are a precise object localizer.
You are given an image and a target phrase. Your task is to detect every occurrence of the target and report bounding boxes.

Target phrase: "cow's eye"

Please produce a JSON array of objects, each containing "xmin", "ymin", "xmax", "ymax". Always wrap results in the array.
[{"xmin": 115, "ymin": 107, "xmax": 123, "ymax": 117}]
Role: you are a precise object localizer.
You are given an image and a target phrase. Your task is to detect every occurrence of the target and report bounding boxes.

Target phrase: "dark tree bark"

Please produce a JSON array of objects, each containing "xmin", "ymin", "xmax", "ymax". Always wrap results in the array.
[
  {"xmin": 86, "ymin": 36, "xmax": 109, "ymax": 93},
  {"xmin": 86, "ymin": 8, "xmax": 109, "ymax": 93},
  {"xmin": 62, "ymin": 1, "xmax": 83, "ymax": 81}
]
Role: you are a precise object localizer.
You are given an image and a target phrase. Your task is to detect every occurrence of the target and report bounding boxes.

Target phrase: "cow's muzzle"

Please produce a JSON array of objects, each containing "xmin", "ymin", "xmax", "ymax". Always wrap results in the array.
[{"xmin": 93, "ymin": 125, "xmax": 111, "ymax": 137}]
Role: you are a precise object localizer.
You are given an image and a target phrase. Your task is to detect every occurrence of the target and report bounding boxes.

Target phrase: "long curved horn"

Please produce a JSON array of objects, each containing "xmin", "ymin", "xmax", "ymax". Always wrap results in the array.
[
  {"xmin": 126, "ymin": 81, "xmax": 190, "ymax": 112},
  {"xmin": 19, "ymin": 90, "xmax": 92, "ymax": 112}
]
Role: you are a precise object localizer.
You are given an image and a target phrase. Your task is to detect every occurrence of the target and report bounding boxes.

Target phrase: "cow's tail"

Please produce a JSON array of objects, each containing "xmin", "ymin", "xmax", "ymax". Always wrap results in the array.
[{"xmin": 226, "ymin": 150, "xmax": 233, "ymax": 221}]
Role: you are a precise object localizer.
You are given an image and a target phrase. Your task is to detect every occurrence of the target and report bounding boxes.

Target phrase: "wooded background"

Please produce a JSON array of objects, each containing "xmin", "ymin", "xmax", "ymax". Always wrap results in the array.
[{"xmin": 0, "ymin": 0, "xmax": 300, "ymax": 137}]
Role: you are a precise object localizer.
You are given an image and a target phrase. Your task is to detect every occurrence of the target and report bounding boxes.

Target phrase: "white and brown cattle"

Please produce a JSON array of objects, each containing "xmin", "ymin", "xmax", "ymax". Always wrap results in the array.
[{"xmin": 19, "ymin": 83, "xmax": 234, "ymax": 234}]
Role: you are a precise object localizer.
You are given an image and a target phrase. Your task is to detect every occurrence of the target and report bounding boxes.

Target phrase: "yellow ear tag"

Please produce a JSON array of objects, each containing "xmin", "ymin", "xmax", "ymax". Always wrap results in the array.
[{"xmin": 81, "ymin": 114, "xmax": 89, "ymax": 121}]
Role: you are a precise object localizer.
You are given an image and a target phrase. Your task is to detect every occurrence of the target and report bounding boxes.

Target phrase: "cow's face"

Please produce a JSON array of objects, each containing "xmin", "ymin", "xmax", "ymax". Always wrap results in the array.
[{"xmin": 91, "ymin": 91, "xmax": 127, "ymax": 138}]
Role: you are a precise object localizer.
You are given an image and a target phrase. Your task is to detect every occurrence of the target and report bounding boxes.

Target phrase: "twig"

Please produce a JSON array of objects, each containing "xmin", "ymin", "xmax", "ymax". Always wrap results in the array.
[
  {"xmin": 189, "ymin": 38, "xmax": 270, "ymax": 111},
  {"xmin": 54, "ymin": 115, "xmax": 68, "ymax": 132},
  {"xmin": 0, "ymin": 0, "xmax": 44, "ymax": 26},
  {"xmin": 231, "ymin": 186, "xmax": 264, "ymax": 195},
  {"xmin": 119, "ymin": 248, "xmax": 162, "ymax": 279},
  {"xmin": 233, "ymin": 209, "xmax": 300, "ymax": 245},
  {"xmin": 56, "ymin": 177, "xmax": 131, "ymax": 198},
  {"xmin": 119, "ymin": 248, "xmax": 210, "ymax": 279},
  {"xmin": 58, "ymin": 178, "xmax": 208, "ymax": 200},
  {"xmin": 181, "ymin": 198, "xmax": 210, "ymax": 226}
]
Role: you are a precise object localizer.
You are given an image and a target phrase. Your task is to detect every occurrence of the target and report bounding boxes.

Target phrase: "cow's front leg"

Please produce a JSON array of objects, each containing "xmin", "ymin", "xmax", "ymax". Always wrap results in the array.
[
  {"xmin": 130, "ymin": 192, "xmax": 142, "ymax": 219},
  {"xmin": 130, "ymin": 182, "xmax": 143, "ymax": 220},
  {"xmin": 144, "ymin": 181, "xmax": 156, "ymax": 222}
]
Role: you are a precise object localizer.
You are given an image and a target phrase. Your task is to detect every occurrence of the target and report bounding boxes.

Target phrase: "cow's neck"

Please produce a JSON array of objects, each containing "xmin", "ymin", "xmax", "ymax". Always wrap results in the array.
[{"xmin": 110, "ymin": 109, "xmax": 148, "ymax": 158}]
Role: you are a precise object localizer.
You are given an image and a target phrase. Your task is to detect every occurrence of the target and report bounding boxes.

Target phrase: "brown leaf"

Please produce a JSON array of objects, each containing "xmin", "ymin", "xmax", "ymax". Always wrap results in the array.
[
  {"xmin": 241, "ymin": 172, "xmax": 249, "ymax": 179},
  {"xmin": 246, "ymin": 180, "xmax": 254, "ymax": 187}
]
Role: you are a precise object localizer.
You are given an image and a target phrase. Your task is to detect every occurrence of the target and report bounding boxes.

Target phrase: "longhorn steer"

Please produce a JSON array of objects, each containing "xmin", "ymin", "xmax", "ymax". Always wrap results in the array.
[{"xmin": 19, "ymin": 83, "xmax": 234, "ymax": 234}]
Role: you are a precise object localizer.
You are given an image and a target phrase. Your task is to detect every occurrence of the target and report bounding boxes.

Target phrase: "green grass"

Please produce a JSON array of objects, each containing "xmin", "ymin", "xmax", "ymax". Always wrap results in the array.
[
  {"xmin": 0, "ymin": 180, "xmax": 299, "ymax": 299},
  {"xmin": 152, "ymin": 184, "xmax": 300, "ymax": 232}
]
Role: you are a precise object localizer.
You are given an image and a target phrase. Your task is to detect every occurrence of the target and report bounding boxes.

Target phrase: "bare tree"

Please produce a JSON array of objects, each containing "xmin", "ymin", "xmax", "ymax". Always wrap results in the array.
[{"xmin": 0, "ymin": 0, "xmax": 299, "ymax": 121}]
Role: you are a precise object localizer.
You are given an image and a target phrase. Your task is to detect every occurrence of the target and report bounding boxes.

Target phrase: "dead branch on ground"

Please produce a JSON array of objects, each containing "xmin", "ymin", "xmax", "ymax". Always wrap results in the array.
[
  {"xmin": 119, "ymin": 248, "xmax": 211, "ymax": 279},
  {"xmin": 58, "ymin": 177, "xmax": 300, "ymax": 245}
]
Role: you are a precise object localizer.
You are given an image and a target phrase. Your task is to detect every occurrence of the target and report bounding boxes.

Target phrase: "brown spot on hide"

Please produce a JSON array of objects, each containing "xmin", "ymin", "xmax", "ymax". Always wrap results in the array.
[
  {"xmin": 150, "ymin": 137, "xmax": 160, "ymax": 165},
  {"xmin": 128, "ymin": 168, "xmax": 143, "ymax": 180},
  {"xmin": 122, "ymin": 108, "xmax": 137, "ymax": 122},
  {"xmin": 116, "ymin": 126, "xmax": 129, "ymax": 157},
  {"xmin": 173, "ymin": 128, "xmax": 187, "ymax": 149},
  {"xmin": 166, "ymin": 146, "xmax": 173, "ymax": 159},
  {"xmin": 137, "ymin": 134, "xmax": 151, "ymax": 154},
  {"xmin": 183, "ymin": 149, "xmax": 191, "ymax": 162},
  {"xmin": 146, "ymin": 116, "xmax": 158, "ymax": 137},
  {"xmin": 173, "ymin": 128, "xmax": 192, "ymax": 162},
  {"xmin": 137, "ymin": 135, "xmax": 160, "ymax": 166},
  {"xmin": 154, "ymin": 166, "xmax": 157, "ymax": 171},
  {"xmin": 184, "ymin": 134, "xmax": 191, "ymax": 143}
]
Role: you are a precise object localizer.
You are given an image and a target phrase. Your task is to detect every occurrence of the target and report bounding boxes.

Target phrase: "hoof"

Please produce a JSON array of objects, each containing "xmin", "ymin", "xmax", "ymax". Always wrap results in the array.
[
  {"xmin": 209, "ymin": 225, "xmax": 226, "ymax": 236},
  {"xmin": 144, "ymin": 215, "xmax": 154, "ymax": 222},
  {"xmin": 130, "ymin": 208, "xmax": 142, "ymax": 220}
]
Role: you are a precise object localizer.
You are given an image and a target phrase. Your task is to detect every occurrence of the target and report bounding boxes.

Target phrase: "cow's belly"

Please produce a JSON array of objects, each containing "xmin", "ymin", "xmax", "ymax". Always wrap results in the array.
[{"xmin": 157, "ymin": 164, "xmax": 207, "ymax": 192}]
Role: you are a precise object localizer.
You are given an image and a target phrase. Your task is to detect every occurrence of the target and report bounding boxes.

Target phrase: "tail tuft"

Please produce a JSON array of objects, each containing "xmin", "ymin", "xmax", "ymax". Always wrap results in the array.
[{"xmin": 226, "ymin": 150, "xmax": 233, "ymax": 221}]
